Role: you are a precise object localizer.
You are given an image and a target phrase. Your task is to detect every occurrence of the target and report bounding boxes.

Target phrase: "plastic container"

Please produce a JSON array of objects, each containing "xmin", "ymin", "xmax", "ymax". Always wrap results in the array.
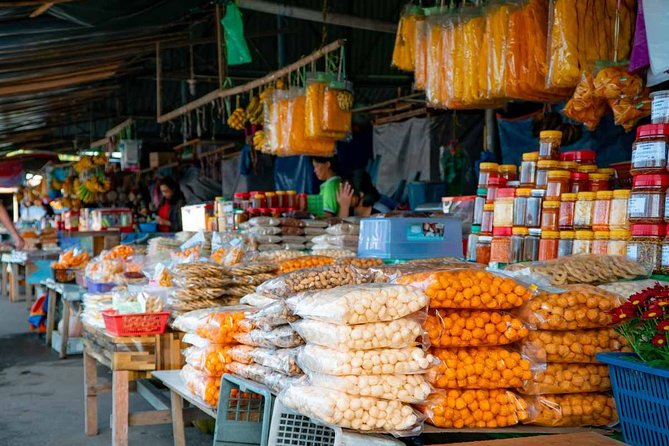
[
  {"xmin": 559, "ymin": 161, "xmax": 578, "ymax": 172},
  {"xmin": 574, "ymin": 192, "xmax": 595, "ymax": 229},
  {"xmin": 661, "ymin": 234, "xmax": 669, "ymax": 275},
  {"xmin": 630, "ymin": 124, "xmax": 669, "ymax": 174},
  {"xmin": 577, "ymin": 165, "xmax": 598, "ymax": 174},
  {"xmin": 498, "ymin": 165, "xmax": 517, "ymax": 181},
  {"xmin": 266, "ymin": 192, "xmax": 278, "ymax": 208},
  {"xmin": 562, "ymin": 150, "xmax": 596, "ymax": 165},
  {"xmin": 628, "ymin": 174, "xmax": 669, "ymax": 223},
  {"xmin": 570, "ymin": 172, "xmax": 590, "ymax": 194},
  {"xmin": 490, "ymin": 227, "xmax": 512, "ymax": 264},
  {"xmin": 608, "ymin": 229, "xmax": 630, "ymax": 257},
  {"xmin": 526, "ymin": 190, "xmax": 545, "ymax": 228},
  {"xmin": 520, "ymin": 152, "xmax": 539, "ymax": 187},
  {"xmin": 139, "ymin": 222, "xmax": 158, "ymax": 233},
  {"xmin": 540, "ymin": 201, "xmax": 560, "ymax": 232},
  {"xmin": 86, "ymin": 278, "xmax": 116, "ymax": 293},
  {"xmin": 592, "ymin": 191, "xmax": 613, "ymax": 231},
  {"xmin": 478, "ymin": 162, "xmax": 499, "ymax": 189},
  {"xmin": 251, "ymin": 192, "xmax": 267, "ymax": 209},
  {"xmin": 610, "ymin": 190, "xmax": 631, "ymax": 230},
  {"xmin": 493, "ymin": 188, "xmax": 515, "ymax": 227},
  {"xmin": 466, "ymin": 227, "xmax": 480, "ymax": 262},
  {"xmin": 538, "ymin": 230, "xmax": 559, "ymax": 261},
  {"xmin": 536, "ymin": 160, "xmax": 560, "ymax": 189},
  {"xmin": 539, "ymin": 130, "xmax": 562, "ymax": 160},
  {"xmin": 546, "ymin": 170, "xmax": 571, "ymax": 200},
  {"xmin": 596, "ymin": 352, "xmax": 669, "ymax": 446},
  {"xmin": 102, "ymin": 309, "xmax": 170, "ymax": 336},
  {"xmin": 473, "ymin": 194, "xmax": 486, "ymax": 225},
  {"xmin": 510, "ymin": 227, "xmax": 527, "ymax": 264},
  {"xmin": 486, "ymin": 177, "xmax": 507, "ymax": 203},
  {"xmin": 513, "ymin": 188, "xmax": 530, "ymax": 226},
  {"xmin": 650, "ymin": 90, "xmax": 669, "ymax": 124},
  {"xmin": 627, "ymin": 224, "xmax": 665, "ymax": 273},
  {"xmin": 572, "ymin": 230, "xmax": 594, "ymax": 255},
  {"xmin": 558, "ymin": 231, "xmax": 574, "ymax": 257},
  {"xmin": 592, "ymin": 231, "xmax": 610, "ymax": 255},
  {"xmin": 588, "ymin": 173, "xmax": 611, "ymax": 192},
  {"xmin": 286, "ymin": 190, "xmax": 297, "ymax": 209},
  {"xmin": 559, "ymin": 193, "xmax": 576, "ymax": 230},
  {"xmin": 523, "ymin": 228, "xmax": 541, "ymax": 262},
  {"xmin": 481, "ymin": 204, "xmax": 494, "ymax": 235},
  {"xmin": 476, "ymin": 236, "xmax": 492, "ymax": 265}
]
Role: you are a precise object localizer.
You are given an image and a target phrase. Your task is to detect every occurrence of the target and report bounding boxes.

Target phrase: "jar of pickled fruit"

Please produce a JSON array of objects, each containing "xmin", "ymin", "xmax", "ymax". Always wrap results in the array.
[
  {"xmin": 476, "ymin": 235, "xmax": 492, "ymax": 265},
  {"xmin": 592, "ymin": 191, "xmax": 613, "ymax": 231},
  {"xmin": 486, "ymin": 177, "xmax": 507, "ymax": 203},
  {"xmin": 558, "ymin": 231, "xmax": 574, "ymax": 257},
  {"xmin": 286, "ymin": 190, "xmax": 297, "ymax": 209},
  {"xmin": 573, "ymin": 230, "xmax": 594, "ymax": 255},
  {"xmin": 539, "ymin": 130, "xmax": 562, "ymax": 160},
  {"xmin": 493, "ymin": 188, "xmax": 515, "ymax": 227},
  {"xmin": 560, "ymin": 161, "xmax": 578, "ymax": 172},
  {"xmin": 609, "ymin": 189, "xmax": 630, "ymax": 230},
  {"xmin": 478, "ymin": 162, "xmax": 499, "ymax": 189},
  {"xmin": 526, "ymin": 189, "xmax": 545, "ymax": 228},
  {"xmin": 510, "ymin": 227, "xmax": 527, "ymax": 264},
  {"xmin": 608, "ymin": 229, "xmax": 630, "ymax": 256},
  {"xmin": 630, "ymin": 124, "xmax": 669, "ymax": 175},
  {"xmin": 250, "ymin": 192, "xmax": 267, "ymax": 209},
  {"xmin": 536, "ymin": 160, "xmax": 560, "ymax": 189},
  {"xmin": 539, "ymin": 230, "xmax": 559, "ymax": 261},
  {"xmin": 574, "ymin": 192, "xmax": 596, "ymax": 229},
  {"xmin": 520, "ymin": 152, "xmax": 539, "ymax": 187},
  {"xmin": 627, "ymin": 224, "xmax": 665, "ymax": 273},
  {"xmin": 498, "ymin": 164, "xmax": 518, "ymax": 181},
  {"xmin": 559, "ymin": 193, "xmax": 576, "ymax": 230},
  {"xmin": 546, "ymin": 170, "xmax": 571, "ymax": 200},
  {"xmin": 592, "ymin": 231, "xmax": 610, "ymax": 255},
  {"xmin": 513, "ymin": 188, "xmax": 531, "ymax": 226},
  {"xmin": 570, "ymin": 172, "xmax": 590, "ymax": 194},
  {"xmin": 481, "ymin": 204, "xmax": 494, "ymax": 235},
  {"xmin": 491, "ymin": 227, "xmax": 512, "ymax": 264},
  {"xmin": 541, "ymin": 201, "xmax": 560, "ymax": 232},
  {"xmin": 589, "ymin": 173, "xmax": 611, "ymax": 192},
  {"xmin": 577, "ymin": 165, "xmax": 598, "ymax": 175},
  {"xmin": 523, "ymin": 228, "xmax": 541, "ymax": 262},
  {"xmin": 562, "ymin": 150, "xmax": 596, "ymax": 165},
  {"xmin": 628, "ymin": 174, "xmax": 669, "ymax": 223},
  {"xmin": 265, "ymin": 191, "xmax": 278, "ymax": 208}
]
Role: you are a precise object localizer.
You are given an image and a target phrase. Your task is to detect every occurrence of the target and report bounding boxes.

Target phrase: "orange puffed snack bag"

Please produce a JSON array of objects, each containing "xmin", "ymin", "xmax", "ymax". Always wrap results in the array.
[
  {"xmin": 528, "ymin": 393, "xmax": 617, "ymax": 427},
  {"xmin": 173, "ymin": 306, "xmax": 253, "ymax": 345},
  {"xmin": 421, "ymin": 389, "xmax": 529, "ymax": 428},
  {"xmin": 425, "ymin": 309, "xmax": 529, "ymax": 348},
  {"xmin": 430, "ymin": 347, "xmax": 532, "ymax": 390},
  {"xmin": 181, "ymin": 364, "xmax": 221, "ymax": 407},
  {"xmin": 521, "ymin": 328, "xmax": 629, "ymax": 364},
  {"xmin": 278, "ymin": 255, "xmax": 335, "ymax": 274},
  {"xmin": 521, "ymin": 363, "xmax": 611, "ymax": 395},
  {"xmin": 183, "ymin": 345, "xmax": 234, "ymax": 377},
  {"xmin": 396, "ymin": 269, "xmax": 532, "ymax": 310}
]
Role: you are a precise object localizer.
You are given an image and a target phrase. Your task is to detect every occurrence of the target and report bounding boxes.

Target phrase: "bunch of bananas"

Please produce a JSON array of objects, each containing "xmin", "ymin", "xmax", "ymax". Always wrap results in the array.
[
  {"xmin": 337, "ymin": 90, "xmax": 354, "ymax": 112},
  {"xmin": 85, "ymin": 176, "xmax": 110, "ymax": 193},
  {"xmin": 246, "ymin": 96, "xmax": 264, "ymax": 125},
  {"xmin": 50, "ymin": 178, "xmax": 62, "ymax": 191},
  {"xmin": 227, "ymin": 107, "xmax": 246, "ymax": 130},
  {"xmin": 61, "ymin": 177, "xmax": 74, "ymax": 195},
  {"xmin": 76, "ymin": 176, "xmax": 110, "ymax": 203},
  {"xmin": 252, "ymin": 130, "xmax": 266, "ymax": 151},
  {"xmin": 73, "ymin": 154, "xmax": 107, "ymax": 174}
]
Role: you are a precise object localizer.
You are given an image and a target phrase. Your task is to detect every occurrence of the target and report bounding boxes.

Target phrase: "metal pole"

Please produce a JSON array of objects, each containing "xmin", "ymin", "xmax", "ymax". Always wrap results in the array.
[{"xmin": 485, "ymin": 109, "xmax": 495, "ymax": 153}]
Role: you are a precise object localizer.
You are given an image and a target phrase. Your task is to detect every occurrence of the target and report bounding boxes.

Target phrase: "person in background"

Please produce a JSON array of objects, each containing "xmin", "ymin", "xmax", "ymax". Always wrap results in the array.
[
  {"xmin": 156, "ymin": 177, "xmax": 185, "ymax": 232},
  {"xmin": 0, "ymin": 201, "xmax": 24, "ymax": 249},
  {"xmin": 312, "ymin": 156, "xmax": 341, "ymax": 217},
  {"xmin": 336, "ymin": 170, "xmax": 390, "ymax": 217}
]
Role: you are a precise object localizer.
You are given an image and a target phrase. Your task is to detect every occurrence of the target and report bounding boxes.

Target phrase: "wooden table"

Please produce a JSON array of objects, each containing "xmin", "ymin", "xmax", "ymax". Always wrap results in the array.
[
  {"xmin": 1, "ymin": 250, "xmax": 60, "ymax": 303},
  {"xmin": 42, "ymin": 279, "xmax": 84, "ymax": 358},
  {"xmin": 83, "ymin": 325, "xmax": 183, "ymax": 446},
  {"xmin": 430, "ymin": 432, "xmax": 624, "ymax": 445}
]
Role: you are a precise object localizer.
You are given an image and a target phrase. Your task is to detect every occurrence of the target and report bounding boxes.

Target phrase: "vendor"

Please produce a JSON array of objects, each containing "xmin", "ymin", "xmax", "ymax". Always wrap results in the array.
[
  {"xmin": 156, "ymin": 177, "xmax": 185, "ymax": 232},
  {"xmin": 0, "ymin": 201, "xmax": 24, "ymax": 249},
  {"xmin": 312, "ymin": 156, "xmax": 341, "ymax": 217},
  {"xmin": 336, "ymin": 170, "xmax": 388, "ymax": 217}
]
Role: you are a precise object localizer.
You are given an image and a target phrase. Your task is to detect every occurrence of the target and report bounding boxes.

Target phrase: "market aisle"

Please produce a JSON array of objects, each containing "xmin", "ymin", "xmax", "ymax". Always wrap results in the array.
[{"xmin": 0, "ymin": 297, "xmax": 212, "ymax": 446}]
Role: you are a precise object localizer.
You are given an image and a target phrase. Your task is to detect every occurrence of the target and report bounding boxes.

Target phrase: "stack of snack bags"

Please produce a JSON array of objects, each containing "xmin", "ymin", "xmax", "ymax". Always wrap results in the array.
[
  {"xmin": 396, "ymin": 268, "xmax": 533, "ymax": 428},
  {"xmin": 311, "ymin": 222, "xmax": 360, "ymax": 252},
  {"xmin": 279, "ymin": 283, "xmax": 434, "ymax": 434},
  {"xmin": 81, "ymin": 292, "xmax": 113, "ymax": 329},
  {"xmin": 518, "ymin": 284, "xmax": 623, "ymax": 427},
  {"xmin": 240, "ymin": 217, "xmax": 283, "ymax": 252},
  {"xmin": 302, "ymin": 219, "xmax": 329, "ymax": 250},
  {"xmin": 174, "ymin": 306, "xmax": 254, "ymax": 407},
  {"xmin": 279, "ymin": 217, "xmax": 309, "ymax": 251}
]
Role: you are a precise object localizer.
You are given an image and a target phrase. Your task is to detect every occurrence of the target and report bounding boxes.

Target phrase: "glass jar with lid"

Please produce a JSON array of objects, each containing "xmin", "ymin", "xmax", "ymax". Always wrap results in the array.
[
  {"xmin": 574, "ymin": 192, "xmax": 596, "ymax": 229},
  {"xmin": 627, "ymin": 224, "xmax": 665, "ymax": 273},
  {"xmin": 577, "ymin": 165, "xmax": 598, "ymax": 175},
  {"xmin": 592, "ymin": 191, "xmax": 613, "ymax": 231},
  {"xmin": 630, "ymin": 124, "xmax": 669, "ymax": 175},
  {"xmin": 573, "ymin": 230, "xmax": 594, "ymax": 255},
  {"xmin": 610, "ymin": 189, "xmax": 631, "ymax": 230},
  {"xmin": 546, "ymin": 170, "xmax": 571, "ymax": 200},
  {"xmin": 660, "ymin": 232, "xmax": 669, "ymax": 274},
  {"xmin": 473, "ymin": 193, "xmax": 486, "ymax": 226},
  {"xmin": 570, "ymin": 172, "xmax": 590, "ymax": 194},
  {"xmin": 466, "ymin": 226, "xmax": 481, "ymax": 262},
  {"xmin": 560, "ymin": 161, "xmax": 579, "ymax": 172},
  {"xmin": 265, "ymin": 191, "xmax": 278, "ymax": 208},
  {"xmin": 476, "ymin": 236, "xmax": 492, "ymax": 265},
  {"xmin": 541, "ymin": 201, "xmax": 560, "ymax": 232},
  {"xmin": 559, "ymin": 193, "xmax": 577, "ymax": 230},
  {"xmin": 520, "ymin": 152, "xmax": 539, "ymax": 187},
  {"xmin": 539, "ymin": 130, "xmax": 562, "ymax": 160},
  {"xmin": 589, "ymin": 173, "xmax": 611, "ymax": 192},
  {"xmin": 250, "ymin": 192, "xmax": 267, "ymax": 209},
  {"xmin": 513, "ymin": 188, "xmax": 531, "ymax": 226},
  {"xmin": 493, "ymin": 188, "xmax": 515, "ymax": 227},
  {"xmin": 286, "ymin": 190, "xmax": 297, "ymax": 209},
  {"xmin": 526, "ymin": 189, "xmax": 545, "ymax": 228},
  {"xmin": 478, "ymin": 162, "xmax": 499, "ymax": 189},
  {"xmin": 523, "ymin": 228, "xmax": 541, "ymax": 262},
  {"xmin": 651, "ymin": 91, "xmax": 669, "ymax": 124},
  {"xmin": 539, "ymin": 231, "xmax": 559, "ymax": 261},
  {"xmin": 510, "ymin": 227, "xmax": 528, "ymax": 263},
  {"xmin": 608, "ymin": 229, "xmax": 630, "ymax": 256},
  {"xmin": 598, "ymin": 167, "xmax": 616, "ymax": 176},
  {"xmin": 536, "ymin": 160, "xmax": 560, "ymax": 189},
  {"xmin": 592, "ymin": 231, "xmax": 610, "ymax": 255},
  {"xmin": 233, "ymin": 192, "xmax": 250, "ymax": 210},
  {"xmin": 481, "ymin": 203, "xmax": 495, "ymax": 235},
  {"xmin": 628, "ymin": 174, "xmax": 669, "ymax": 223},
  {"xmin": 486, "ymin": 177, "xmax": 507, "ymax": 203},
  {"xmin": 562, "ymin": 150, "xmax": 597, "ymax": 165},
  {"xmin": 491, "ymin": 227, "xmax": 512, "ymax": 264},
  {"xmin": 498, "ymin": 165, "xmax": 518, "ymax": 181},
  {"xmin": 558, "ymin": 231, "xmax": 574, "ymax": 257}
]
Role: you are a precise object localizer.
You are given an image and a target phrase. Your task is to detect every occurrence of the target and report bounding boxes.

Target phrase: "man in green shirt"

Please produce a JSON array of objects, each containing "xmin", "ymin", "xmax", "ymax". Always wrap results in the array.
[{"xmin": 312, "ymin": 156, "xmax": 341, "ymax": 216}]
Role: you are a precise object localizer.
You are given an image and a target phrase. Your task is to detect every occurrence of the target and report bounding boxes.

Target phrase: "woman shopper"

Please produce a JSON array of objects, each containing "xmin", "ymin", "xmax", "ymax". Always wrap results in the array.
[{"xmin": 156, "ymin": 177, "xmax": 185, "ymax": 232}]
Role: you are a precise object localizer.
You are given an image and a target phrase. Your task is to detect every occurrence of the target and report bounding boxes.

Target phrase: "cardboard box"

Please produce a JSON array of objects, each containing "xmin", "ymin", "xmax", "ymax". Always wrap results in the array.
[{"xmin": 149, "ymin": 152, "xmax": 175, "ymax": 168}]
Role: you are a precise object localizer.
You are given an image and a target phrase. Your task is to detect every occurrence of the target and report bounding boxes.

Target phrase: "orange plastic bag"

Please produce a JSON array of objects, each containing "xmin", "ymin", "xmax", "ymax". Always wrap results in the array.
[
  {"xmin": 413, "ymin": 20, "xmax": 428, "ymax": 90},
  {"xmin": 322, "ymin": 83, "xmax": 352, "ymax": 136},
  {"xmin": 392, "ymin": 8, "xmax": 424, "ymax": 72},
  {"xmin": 281, "ymin": 91, "xmax": 335, "ymax": 157}
]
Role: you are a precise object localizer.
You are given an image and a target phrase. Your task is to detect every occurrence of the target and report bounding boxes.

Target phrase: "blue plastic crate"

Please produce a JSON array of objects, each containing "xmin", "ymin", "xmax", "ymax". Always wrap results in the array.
[{"xmin": 597, "ymin": 352, "xmax": 669, "ymax": 446}]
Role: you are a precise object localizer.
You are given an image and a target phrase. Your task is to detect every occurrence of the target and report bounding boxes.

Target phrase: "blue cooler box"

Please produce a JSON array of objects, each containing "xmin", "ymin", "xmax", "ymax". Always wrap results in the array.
[{"xmin": 358, "ymin": 216, "xmax": 463, "ymax": 260}]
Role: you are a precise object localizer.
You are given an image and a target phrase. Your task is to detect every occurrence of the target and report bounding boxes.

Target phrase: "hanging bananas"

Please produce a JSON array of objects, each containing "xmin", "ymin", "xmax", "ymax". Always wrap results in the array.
[
  {"xmin": 252, "ymin": 130, "xmax": 266, "ymax": 151},
  {"xmin": 337, "ymin": 91, "xmax": 354, "ymax": 112},
  {"xmin": 246, "ymin": 96, "xmax": 264, "ymax": 125},
  {"xmin": 227, "ymin": 106, "xmax": 246, "ymax": 130}
]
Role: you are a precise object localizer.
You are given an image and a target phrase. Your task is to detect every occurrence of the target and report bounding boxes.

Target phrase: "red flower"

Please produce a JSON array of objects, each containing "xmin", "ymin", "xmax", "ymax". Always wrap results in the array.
[
  {"xmin": 611, "ymin": 304, "xmax": 636, "ymax": 323},
  {"xmin": 656, "ymin": 298, "xmax": 669, "ymax": 307},
  {"xmin": 657, "ymin": 320, "xmax": 669, "ymax": 332},
  {"xmin": 642, "ymin": 307, "xmax": 662, "ymax": 319},
  {"xmin": 629, "ymin": 292, "xmax": 649, "ymax": 306},
  {"xmin": 651, "ymin": 333, "xmax": 667, "ymax": 347}
]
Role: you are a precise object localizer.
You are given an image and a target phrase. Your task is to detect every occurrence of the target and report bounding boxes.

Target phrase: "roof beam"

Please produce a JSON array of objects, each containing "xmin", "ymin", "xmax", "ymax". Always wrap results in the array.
[
  {"xmin": 236, "ymin": 0, "xmax": 396, "ymax": 34},
  {"xmin": 30, "ymin": 2, "xmax": 54, "ymax": 18},
  {"xmin": 0, "ymin": 0, "xmax": 71, "ymax": 5}
]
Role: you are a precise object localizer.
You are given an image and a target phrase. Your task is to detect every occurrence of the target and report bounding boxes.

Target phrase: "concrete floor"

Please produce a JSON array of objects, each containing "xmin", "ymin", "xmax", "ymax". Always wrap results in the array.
[{"xmin": 0, "ymin": 295, "xmax": 212, "ymax": 446}]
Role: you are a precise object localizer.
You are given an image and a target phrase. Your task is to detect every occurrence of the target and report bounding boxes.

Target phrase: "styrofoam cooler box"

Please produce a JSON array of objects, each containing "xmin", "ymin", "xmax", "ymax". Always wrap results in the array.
[{"xmin": 357, "ymin": 216, "xmax": 463, "ymax": 260}]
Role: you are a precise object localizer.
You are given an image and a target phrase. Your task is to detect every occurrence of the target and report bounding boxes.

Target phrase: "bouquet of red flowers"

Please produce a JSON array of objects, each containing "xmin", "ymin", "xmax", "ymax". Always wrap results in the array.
[{"xmin": 610, "ymin": 283, "xmax": 669, "ymax": 367}]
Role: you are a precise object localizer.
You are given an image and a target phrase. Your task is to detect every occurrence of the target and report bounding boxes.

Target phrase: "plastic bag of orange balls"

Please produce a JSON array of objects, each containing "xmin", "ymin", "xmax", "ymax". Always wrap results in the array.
[
  {"xmin": 519, "ymin": 285, "xmax": 623, "ymax": 330},
  {"xmin": 528, "ymin": 393, "xmax": 617, "ymax": 427},
  {"xmin": 183, "ymin": 345, "xmax": 234, "ymax": 377},
  {"xmin": 278, "ymin": 255, "xmax": 335, "ymax": 274},
  {"xmin": 395, "ymin": 269, "xmax": 534, "ymax": 310},
  {"xmin": 173, "ymin": 306, "xmax": 254, "ymax": 345},
  {"xmin": 180, "ymin": 364, "xmax": 221, "ymax": 407},
  {"xmin": 425, "ymin": 309, "xmax": 529, "ymax": 348},
  {"xmin": 520, "ymin": 363, "xmax": 611, "ymax": 395},
  {"xmin": 420, "ymin": 389, "xmax": 530, "ymax": 428},
  {"xmin": 521, "ymin": 328, "xmax": 629, "ymax": 364},
  {"xmin": 428, "ymin": 347, "xmax": 534, "ymax": 390}
]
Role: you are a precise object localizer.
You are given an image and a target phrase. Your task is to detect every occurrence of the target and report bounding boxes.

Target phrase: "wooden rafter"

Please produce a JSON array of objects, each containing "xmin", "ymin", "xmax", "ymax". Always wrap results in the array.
[
  {"xmin": 0, "ymin": 0, "xmax": 71, "ymax": 5},
  {"xmin": 30, "ymin": 2, "xmax": 54, "ymax": 18}
]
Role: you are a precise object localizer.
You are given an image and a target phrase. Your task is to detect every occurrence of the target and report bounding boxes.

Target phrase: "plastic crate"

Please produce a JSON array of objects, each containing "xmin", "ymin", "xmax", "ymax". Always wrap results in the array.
[
  {"xmin": 86, "ymin": 277, "xmax": 116, "ymax": 293},
  {"xmin": 52, "ymin": 267, "xmax": 77, "ymax": 284},
  {"xmin": 597, "ymin": 352, "xmax": 669, "ymax": 446},
  {"xmin": 214, "ymin": 374, "xmax": 274, "ymax": 446},
  {"xmin": 101, "ymin": 309, "xmax": 169, "ymax": 336},
  {"xmin": 268, "ymin": 399, "xmax": 402, "ymax": 446}
]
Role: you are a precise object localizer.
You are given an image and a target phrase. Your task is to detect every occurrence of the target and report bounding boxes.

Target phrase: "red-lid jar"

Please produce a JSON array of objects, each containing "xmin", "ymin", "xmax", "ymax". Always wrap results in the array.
[
  {"xmin": 486, "ymin": 177, "xmax": 508, "ymax": 203},
  {"xmin": 629, "ymin": 174, "xmax": 669, "ymax": 223},
  {"xmin": 297, "ymin": 193, "xmax": 308, "ymax": 212},
  {"xmin": 631, "ymin": 124, "xmax": 669, "ymax": 175},
  {"xmin": 562, "ymin": 150, "xmax": 596, "ymax": 165},
  {"xmin": 628, "ymin": 223, "xmax": 666, "ymax": 273},
  {"xmin": 570, "ymin": 172, "xmax": 590, "ymax": 194},
  {"xmin": 490, "ymin": 226, "xmax": 513, "ymax": 264},
  {"xmin": 247, "ymin": 208, "xmax": 261, "ymax": 218}
]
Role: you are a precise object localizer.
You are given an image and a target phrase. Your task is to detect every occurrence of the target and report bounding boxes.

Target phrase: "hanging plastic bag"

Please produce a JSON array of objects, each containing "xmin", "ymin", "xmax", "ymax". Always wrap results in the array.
[
  {"xmin": 563, "ymin": 73, "xmax": 609, "ymax": 131},
  {"xmin": 280, "ymin": 88, "xmax": 336, "ymax": 157},
  {"xmin": 221, "ymin": 3, "xmax": 252, "ymax": 66},
  {"xmin": 391, "ymin": 6, "xmax": 424, "ymax": 72}
]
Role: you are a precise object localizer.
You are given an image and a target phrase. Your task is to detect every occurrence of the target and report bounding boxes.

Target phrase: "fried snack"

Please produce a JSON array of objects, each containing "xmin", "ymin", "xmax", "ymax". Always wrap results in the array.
[
  {"xmin": 336, "ymin": 257, "xmax": 385, "ymax": 268},
  {"xmin": 278, "ymin": 256, "xmax": 335, "ymax": 274},
  {"xmin": 528, "ymin": 393, "xmax": 617, "ymax": 427},
  {"xmin": 228, "ymin": 263, "xmax": 277, "ymax": 276},
  {"xmin": 593, "ymin": 66, "xmax": 644, "ymax": 100},
  {"xmin": 564, "ymin": 73, "xmax": 608, "ymax": 131},
  {"xmin": 521, "ymin": 329, "xmax": 629, "ymax": 363},
  {"xmin": 183, "ymin": 345, "xmax": 234, "ymax": 376},
  {"xmin": 609, "ymin": 95, "xmax": 651, "ymax": 132},
  {"xmin": 181, "ymin": 364, "xmax": 220, "ymax": 407},
  {"xmin": 425, "ymin": 309, "xmax": 529, "ymax": 348},
  {"xmin": 522, "ymin": 364, "xmax": 611, "ymax": 395},
  {"xmin": 174, "ymin": 261, "xmax": 230, "ymax": 278}
]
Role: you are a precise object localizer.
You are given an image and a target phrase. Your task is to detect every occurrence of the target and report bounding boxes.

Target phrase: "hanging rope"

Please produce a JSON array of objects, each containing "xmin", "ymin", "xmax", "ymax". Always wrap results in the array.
[{"xmin": 321, "ymin": 0, "xmax": 328, "ymax": 47}]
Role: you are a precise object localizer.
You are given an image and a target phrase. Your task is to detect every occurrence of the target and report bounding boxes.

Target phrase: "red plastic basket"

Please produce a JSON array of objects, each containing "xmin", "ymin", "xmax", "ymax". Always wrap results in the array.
[{"xmin": 102, "ymin": 309, "xmax": 170, "ymax": 336}]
